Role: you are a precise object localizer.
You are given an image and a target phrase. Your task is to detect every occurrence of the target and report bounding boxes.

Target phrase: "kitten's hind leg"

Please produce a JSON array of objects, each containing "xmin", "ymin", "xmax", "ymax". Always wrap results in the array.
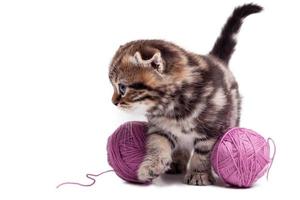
[
  {"xmin": 166, "ymin": 149, "xmax": 190, "ymax": 174},
  {"xmin": 184, "ymin": 137, "xmax": 216, "ymax": 186}
]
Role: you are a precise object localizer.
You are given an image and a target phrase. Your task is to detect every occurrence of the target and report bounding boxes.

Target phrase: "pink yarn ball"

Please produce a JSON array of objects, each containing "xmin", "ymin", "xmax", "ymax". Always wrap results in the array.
[
  {"xmin": 107, "ymin": 121, "xmax": 148, "ymax": 184},
  {"xmin": 211, "ymin": 128, "xmax": 271, "ymax": 187}
]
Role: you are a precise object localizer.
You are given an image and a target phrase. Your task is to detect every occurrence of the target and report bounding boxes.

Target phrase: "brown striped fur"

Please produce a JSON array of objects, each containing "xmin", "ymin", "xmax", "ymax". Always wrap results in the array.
[{"xmin": 108, "ymin": 4, "xmax": 262, "ymax": 185}]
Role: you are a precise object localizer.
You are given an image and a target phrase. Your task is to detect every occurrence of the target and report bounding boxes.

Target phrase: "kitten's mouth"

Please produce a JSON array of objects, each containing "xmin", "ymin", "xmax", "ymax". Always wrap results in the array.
[
  {"xmin": 118, "ymin": 104, "xmax": 132, "ymax": 111},
  {"xmin": 118, "ymin": 103, "xmax": 149, "ymax": 115}
]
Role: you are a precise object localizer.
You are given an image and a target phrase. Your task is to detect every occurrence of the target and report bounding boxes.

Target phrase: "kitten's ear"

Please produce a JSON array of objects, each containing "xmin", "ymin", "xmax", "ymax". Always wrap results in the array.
[
  {"xmin": 133, "ymin": 52, "xmax": 143, "ymax": 63},
  {"xmin": 150, "ymin": 52, "xmax": 165, "ymax": 73},
  {"xmin": 133, "ymin": 51, "xmax": 165, "ymax": 73}
]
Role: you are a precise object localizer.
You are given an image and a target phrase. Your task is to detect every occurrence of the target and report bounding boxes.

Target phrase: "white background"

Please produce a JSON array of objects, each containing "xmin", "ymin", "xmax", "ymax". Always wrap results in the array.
[{"xmin": 1, "ymin": 0, "xmax": 299, "ymax": 199}]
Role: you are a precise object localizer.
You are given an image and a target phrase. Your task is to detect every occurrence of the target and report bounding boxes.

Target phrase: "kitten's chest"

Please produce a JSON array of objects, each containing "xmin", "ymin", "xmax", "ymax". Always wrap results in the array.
[{"xmin": 150, "ymin": 116, "xmax": 197, "ymax": 150}]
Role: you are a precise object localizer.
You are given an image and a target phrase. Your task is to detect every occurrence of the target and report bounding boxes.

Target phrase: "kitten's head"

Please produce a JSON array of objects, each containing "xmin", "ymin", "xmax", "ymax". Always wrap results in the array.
[{"xmin": 108, "ymin": 40, "xmax": 190, "ymax": 114}]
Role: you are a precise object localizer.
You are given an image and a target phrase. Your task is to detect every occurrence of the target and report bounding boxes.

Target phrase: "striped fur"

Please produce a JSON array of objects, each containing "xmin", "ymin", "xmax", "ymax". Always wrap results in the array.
[{"xmin": 108, "ymin": 4, "xmax": 262, "ymax": 185}]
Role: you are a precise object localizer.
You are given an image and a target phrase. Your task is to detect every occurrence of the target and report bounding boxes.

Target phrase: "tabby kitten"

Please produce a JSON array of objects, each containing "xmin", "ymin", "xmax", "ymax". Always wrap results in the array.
[{"xmin": 109, "ymin": 4, "xmax": 262, "ymax": 185}]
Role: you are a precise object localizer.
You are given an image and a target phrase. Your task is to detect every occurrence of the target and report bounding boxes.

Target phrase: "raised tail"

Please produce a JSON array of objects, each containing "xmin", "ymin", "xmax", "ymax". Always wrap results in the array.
[{"xmin": 209, "ymin": 3, "xmax": 263, "ymax": 64}]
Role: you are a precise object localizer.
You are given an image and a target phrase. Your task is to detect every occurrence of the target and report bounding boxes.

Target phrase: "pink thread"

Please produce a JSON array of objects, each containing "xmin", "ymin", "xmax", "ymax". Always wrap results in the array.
[
  {"xmin": 266, "ymin": 138, "xmax": 276, "ymax": 180},
  {"xmin": 56, "ymin": 170, "xmax": 113, "ymax": 188},
  {"xmin": 57, "ymin": 121, "xmax": 148, "ymax": 188},
  {"xmin": 211, "ymin": 128, "xmax": 273, "ymax": 187},
  {"xmin": 58, "ymin": 123, "xmax": 275, "ymax": 188},
  {"xmin": 107, "ymin": 121, "xmax": 148, "ymax": 184}
]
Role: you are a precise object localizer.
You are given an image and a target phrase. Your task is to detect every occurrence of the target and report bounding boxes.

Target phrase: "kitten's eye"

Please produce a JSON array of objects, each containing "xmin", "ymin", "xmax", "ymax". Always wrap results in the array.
[{"xmin": 118, "ymin": 83, "xmax": 127, "ymax": 96}]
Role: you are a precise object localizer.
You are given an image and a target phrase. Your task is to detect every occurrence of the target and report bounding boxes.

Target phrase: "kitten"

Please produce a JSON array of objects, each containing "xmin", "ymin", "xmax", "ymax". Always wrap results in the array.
[{"xmin": 108, "ymin": 4, "xmax": 262, "ymax": 185}]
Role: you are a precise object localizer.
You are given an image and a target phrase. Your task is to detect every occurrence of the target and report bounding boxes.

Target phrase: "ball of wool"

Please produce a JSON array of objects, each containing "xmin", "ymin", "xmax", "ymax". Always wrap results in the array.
[
  {"xmin": 211, "ymin": 128, "xmax": 271, "ymax": 187},
  {"xmin": 107, "ymin": 121, "xmax": 148, "ymax": 184}
]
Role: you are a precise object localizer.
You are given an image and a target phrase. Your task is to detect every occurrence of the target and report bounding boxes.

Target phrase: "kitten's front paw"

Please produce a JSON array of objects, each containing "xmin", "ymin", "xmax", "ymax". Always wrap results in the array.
[
  {"xmin": 137, "ymin": 155, "xmax": 171, "ymax": 182},
  {"xmin": 184, "ymin": 171, "xmax": 215, "ymax": 186}
]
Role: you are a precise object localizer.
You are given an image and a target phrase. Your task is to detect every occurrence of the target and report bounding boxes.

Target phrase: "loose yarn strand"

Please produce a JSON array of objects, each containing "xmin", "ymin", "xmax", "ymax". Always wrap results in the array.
[
  {"xmin": 56, "ymin": 170, "xmax": 114, "ymax": 189},
  {"xmin": 266, "ymin": 138, "xmax": 276, "ymax": 180}
]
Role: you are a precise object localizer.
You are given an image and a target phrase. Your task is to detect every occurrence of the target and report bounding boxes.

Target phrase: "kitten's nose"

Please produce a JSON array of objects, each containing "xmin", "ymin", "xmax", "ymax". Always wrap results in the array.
[
  {"xmin": 112, "ymin": 98, "xmax": 118, "ymax": 106},
  {"xmin": 112, "ymin": 100, "xmax": 118, "ymax": 106},
  {"xmin": 112, "ymin": 94, "xmax": 121, "ymax": 106}
]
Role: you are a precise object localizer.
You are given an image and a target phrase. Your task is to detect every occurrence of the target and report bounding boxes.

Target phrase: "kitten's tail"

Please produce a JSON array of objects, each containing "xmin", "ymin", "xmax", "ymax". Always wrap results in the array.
[{"xmin": 209, "ymin": 3, "xmax": 263, "ymax": 64}]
